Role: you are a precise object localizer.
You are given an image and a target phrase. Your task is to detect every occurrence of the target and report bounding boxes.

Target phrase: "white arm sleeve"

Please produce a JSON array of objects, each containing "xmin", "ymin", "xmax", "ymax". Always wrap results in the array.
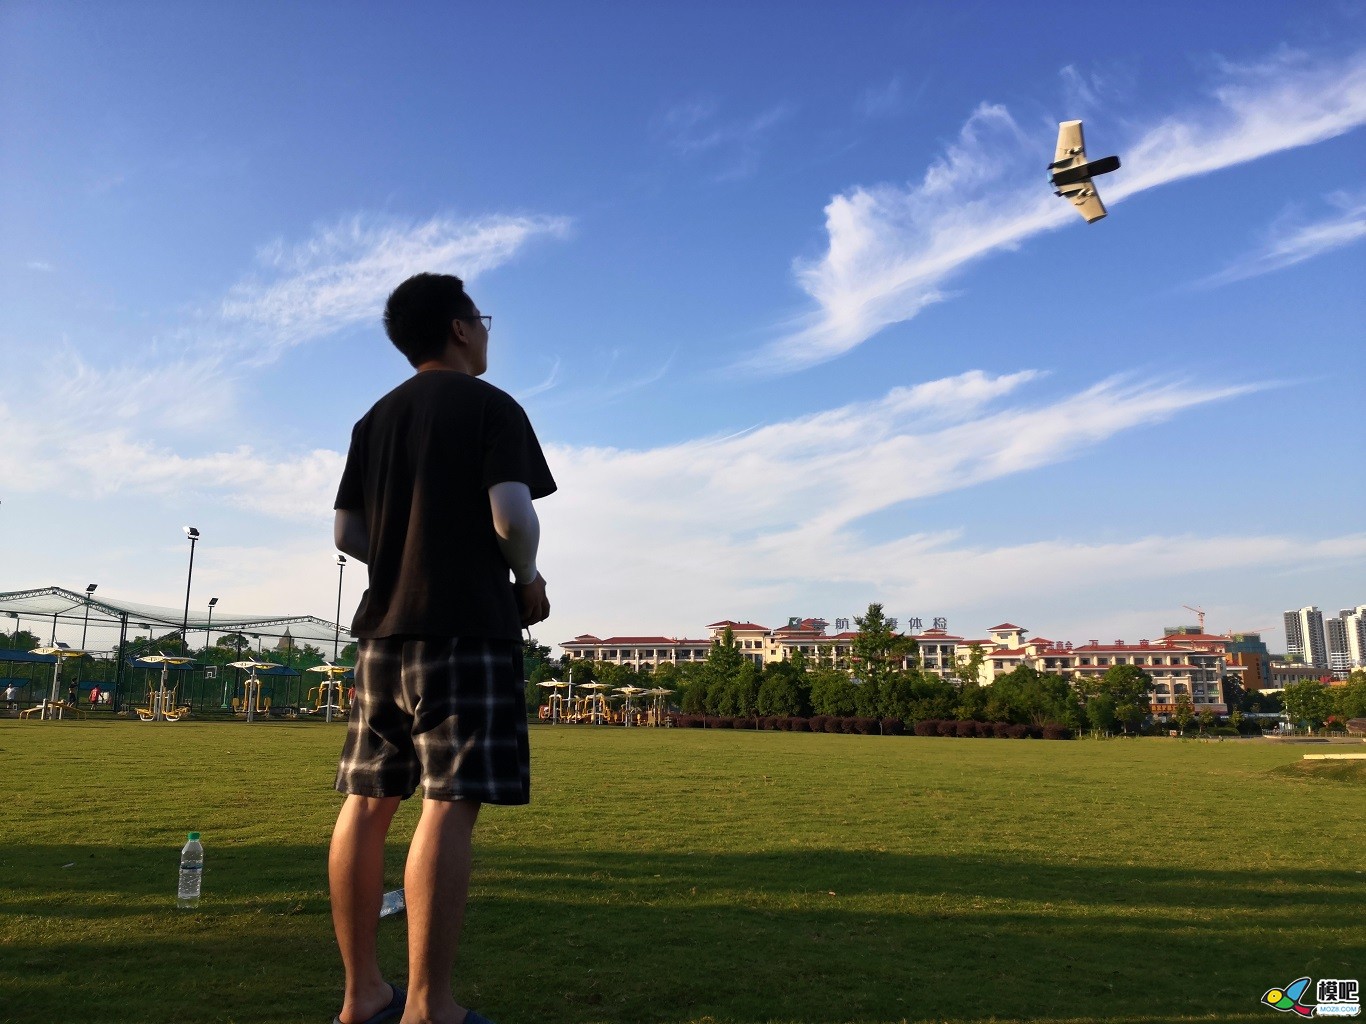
[{"xmin": 488, "ymin": 481, "xmax": 540, "ymax": 585}]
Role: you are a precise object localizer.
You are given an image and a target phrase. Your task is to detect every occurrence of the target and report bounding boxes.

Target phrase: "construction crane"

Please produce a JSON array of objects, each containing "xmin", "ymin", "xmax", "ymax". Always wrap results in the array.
[{"xmin": 1182, "ymin": 605, "xmax": 1206, "ymax": 632}]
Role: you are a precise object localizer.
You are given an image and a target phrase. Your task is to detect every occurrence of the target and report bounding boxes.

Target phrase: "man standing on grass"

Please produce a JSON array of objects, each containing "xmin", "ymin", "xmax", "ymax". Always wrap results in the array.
[{"xmin": 329, "ymin": 272, "xmax": 556, "ymax": 1024}]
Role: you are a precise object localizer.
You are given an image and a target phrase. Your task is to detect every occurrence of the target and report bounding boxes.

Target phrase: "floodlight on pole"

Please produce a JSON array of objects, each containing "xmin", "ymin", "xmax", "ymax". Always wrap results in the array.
[
  {"xmin": 333, "ymin": 555, "xmax": 346, "ymax": 662},
  {"xmin": 206, "ymin": 597, "xmax": 218, "ymax": 648},
  {"xmin": 81, "ymin": 583, "xmax": 98, "ymax": 650},
  {"xmin": 181, "ymin": 526, "xmax": 199, "ymax": 656}
]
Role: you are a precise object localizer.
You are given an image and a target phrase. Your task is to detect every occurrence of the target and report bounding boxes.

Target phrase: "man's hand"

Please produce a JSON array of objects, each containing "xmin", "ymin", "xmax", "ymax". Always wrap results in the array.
[{"xmin": 515, "ymin": 573, "xmax": 549, "ymax": 627}]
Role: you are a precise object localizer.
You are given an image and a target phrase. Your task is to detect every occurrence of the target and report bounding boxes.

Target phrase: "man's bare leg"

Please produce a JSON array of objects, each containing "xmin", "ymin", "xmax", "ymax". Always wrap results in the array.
[
  {"xmin": 401, "ymin": 798, "xmax": 481, "ymax": 1024},
  {"xmin": 330, "ymin": 793, "xmax": 402, "ymax": 1024}
]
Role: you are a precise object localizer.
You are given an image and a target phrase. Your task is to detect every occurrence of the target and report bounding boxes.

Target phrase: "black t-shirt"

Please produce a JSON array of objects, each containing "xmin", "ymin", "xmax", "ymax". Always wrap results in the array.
[{"xmin": 334, "ymin": 370, "xmax": 556, "ymax": 640}]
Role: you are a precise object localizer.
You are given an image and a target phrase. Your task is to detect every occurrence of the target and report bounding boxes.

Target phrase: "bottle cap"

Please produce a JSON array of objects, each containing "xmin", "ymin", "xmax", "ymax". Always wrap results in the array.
[{"xmin": 187, "ymin": 832, "xmax": 200, "ymax": 841}]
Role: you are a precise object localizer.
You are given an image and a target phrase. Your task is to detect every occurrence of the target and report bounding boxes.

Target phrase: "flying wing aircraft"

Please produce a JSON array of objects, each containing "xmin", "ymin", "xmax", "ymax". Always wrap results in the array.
[{"xmin": 1048, "ymin": 120, "xmax": 1120, "ymax": 223}]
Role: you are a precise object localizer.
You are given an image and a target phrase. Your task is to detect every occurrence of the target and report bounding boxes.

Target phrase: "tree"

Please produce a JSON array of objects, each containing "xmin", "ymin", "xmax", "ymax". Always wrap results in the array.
[
  {"xmin": 906, "ymin": 675, "xmax": 959, "ymax": 721},
  {"xmin": 1172, "ymin": 692, "xmax": 1194, "ymax": 733},
  {"xmin": 878, "ymin": 669, "xmax": 922, "ymax": 723},
  {"xmin": 726, "ymin": 660, "xmax": 761, "ymax": 718},
  {"xmin": 1085, "ymin": 693, "xmax": 1117, "ymax": 736},
  {"xmin": 701, "ymin": 627, "xmax": 745, "ymax": 715},
  {"xmin": 1197, "ymin": 709, "xmax": 1215, "ymax": 734},
  {"xmin": 1281, "ymin": 679, "xmax": 1334, "ymax": 729},
  {"xmin": 809, "ymin": 667, "xmax": 856, "ymax": 716},
  {"xmin": 985, "ymin": 666, "xmax": 1081, "ymax": 726},
  {"xmin": 851, "ymin": 604, "xmax": 913, "ymax": 691},
  {"xmin": 2, "ymin": 628, "xmax": 42, "ymax": 651},
  {"xmin": 954, "ymin": 643, "xmax": 987, "ymax": 690},
  {"xmin": 1333, "ymin": 670, "xmax": 1366, "ymax": 720},
  {"xmin": 757, "ymin": 659, "xmax": 810, "ymax": 717},
  {"xmin": 955, "ymin": 680, "xmax": 989, "ymax": 721},
  {"xmin": 522, "ymin": 637, "xmax": 553, "ymax": 680},
  {"xmin": 1097, "ymin": 664, "xmax": 1154, "ymax": 734}
]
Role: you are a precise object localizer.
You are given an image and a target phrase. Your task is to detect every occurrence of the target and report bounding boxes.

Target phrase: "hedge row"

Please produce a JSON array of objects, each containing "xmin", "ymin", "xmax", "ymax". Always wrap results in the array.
[{"xmin": 668, "ymin": 714, "xmax": 1072, "ymax": 739}]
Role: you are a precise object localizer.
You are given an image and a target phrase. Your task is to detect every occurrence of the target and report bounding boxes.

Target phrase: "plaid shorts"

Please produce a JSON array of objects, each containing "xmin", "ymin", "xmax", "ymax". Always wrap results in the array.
[{"xmin": 335, "ymin": 636, "xmax": 530, "ymax": 804}]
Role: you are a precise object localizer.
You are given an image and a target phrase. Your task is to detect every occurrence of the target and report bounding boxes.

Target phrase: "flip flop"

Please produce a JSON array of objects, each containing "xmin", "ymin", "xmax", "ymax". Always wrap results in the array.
[{"xmin": 332, "ymin": 984, "xmax": 406, "ymax": 1024}]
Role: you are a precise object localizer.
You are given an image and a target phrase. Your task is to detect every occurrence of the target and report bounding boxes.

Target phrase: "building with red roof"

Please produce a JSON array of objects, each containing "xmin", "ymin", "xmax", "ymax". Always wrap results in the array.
[{"xmin": 560, "ymin": 615, "xmax": 1230, "ymax": 715}]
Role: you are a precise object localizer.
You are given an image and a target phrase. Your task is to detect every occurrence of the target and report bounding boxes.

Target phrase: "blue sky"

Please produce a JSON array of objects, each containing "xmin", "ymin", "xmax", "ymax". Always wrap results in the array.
[{"xmin": 2, "ymin": 1, "xmax": 1363, "ymax": 653}]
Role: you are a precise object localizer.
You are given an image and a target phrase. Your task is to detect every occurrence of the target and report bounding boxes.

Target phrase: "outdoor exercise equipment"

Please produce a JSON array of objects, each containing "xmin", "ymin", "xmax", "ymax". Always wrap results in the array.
[
  {"xmin": 228, "ymin": 659, "xmax": 278, "ymax": 722},
  {"xmin": 577, "ymin": 681, "xmax": 610, "ymax": 724},
  {"xmin": 28, "ymin": 645, "xmax": 89, "ymax": 721},
  {"xmin": 643, "ymin": 687, "xmax": 673, "ymax": 726},
  {"xmin": 137, "ymin": 654, "xmax": 196, "ymax": 722},
  {"xmin": 305, "ymin": 663, "xmax": 349, "ymax": 722},
  {"xmin": 616, "ymin": 685, "xmax": 646, "ymax": 727},
  {"xmin": 537, "ymin": 680, "xmax": 568, "ymax": 722}
]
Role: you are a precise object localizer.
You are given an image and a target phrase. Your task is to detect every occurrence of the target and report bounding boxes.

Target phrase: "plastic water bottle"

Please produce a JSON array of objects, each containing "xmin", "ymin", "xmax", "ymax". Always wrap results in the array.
[{"xmin": 177, "ymin": 832, "xmax": 203, "ymax": 909}]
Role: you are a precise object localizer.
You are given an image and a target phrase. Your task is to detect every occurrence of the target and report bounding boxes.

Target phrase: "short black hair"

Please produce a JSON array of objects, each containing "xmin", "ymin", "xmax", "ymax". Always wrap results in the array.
[{"xmin": 383, "ymin": 273, "xmax": 477, "ymax": 367}]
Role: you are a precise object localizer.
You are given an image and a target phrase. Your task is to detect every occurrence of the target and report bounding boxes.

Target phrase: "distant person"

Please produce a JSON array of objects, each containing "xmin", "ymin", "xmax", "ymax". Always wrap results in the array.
[
  {"xmin": 67, "ymin": 681, "xmax": 78, "ymax": 706},
  {"xmin": 328, "ymin": 272, "xmax": 556, "ymax": 1024},
  {"xmin": 4, "ymin": 683, "xmax": 15, "ymax": 710},
  {"xmin": 89, "ymin": 685, "xmax": 101, "ymax": 707}
]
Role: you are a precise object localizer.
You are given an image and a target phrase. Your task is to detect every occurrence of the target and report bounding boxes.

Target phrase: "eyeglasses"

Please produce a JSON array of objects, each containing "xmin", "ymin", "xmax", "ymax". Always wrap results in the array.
[{"xmin": 464, "ymin": 314, "xmax": 492, "ymax": 331}]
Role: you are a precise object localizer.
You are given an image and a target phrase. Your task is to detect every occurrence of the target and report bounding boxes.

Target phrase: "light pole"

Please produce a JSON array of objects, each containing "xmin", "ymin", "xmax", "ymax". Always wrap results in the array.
[
  {"xmin": 328, "ymin": 554, "xmax": 347, "ymax": 724},
  {"xmin": 333, "ymin": 555, "xmax": 346, "ymax": 661},
  {"xmin": 181, "ymin": 526, "xmax": 199, "ymax": 655},
  {"xmin": 206, "ymin": 597, "xmax": 218, "ymax": 648},
  {"xmin": 81, "ymin": 583, "xmax": 98, "ymax": 651}
]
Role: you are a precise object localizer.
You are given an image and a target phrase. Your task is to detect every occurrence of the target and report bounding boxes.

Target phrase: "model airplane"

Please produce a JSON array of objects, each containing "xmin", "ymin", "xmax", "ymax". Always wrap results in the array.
[{"xmin": 1048, "ymin": 120, "xmax": 1120, "ymax": 223}]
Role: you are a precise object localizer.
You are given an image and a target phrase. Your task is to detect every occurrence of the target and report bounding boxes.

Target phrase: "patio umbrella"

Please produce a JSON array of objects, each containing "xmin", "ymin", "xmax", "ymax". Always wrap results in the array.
[{"xmin": 30, "ymin": 645, "xmax": 88, "ymax": 720}]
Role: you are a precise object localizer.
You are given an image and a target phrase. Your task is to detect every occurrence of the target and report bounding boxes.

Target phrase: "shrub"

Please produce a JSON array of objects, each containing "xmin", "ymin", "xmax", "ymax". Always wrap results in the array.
[
  {"xmin": 1214, "ymin": 726, "xmax": 1241, "ymax": 736},
  {"xmin": 913, "ymin": 719, "xmax": 940, "ymax": 737},
  {"xmin": 1042, "ymin": 723, "xmax": 1073, "ymax": 740},
  {"xmin": 711, "ymin": 716, "xmax": 732, "ymax": 729},
  {"xmin": 809, "ymin": 715, "xmax": 829, "ymax": 734},
  {"xmin": 1025, "ymin": 724, "xmax": 1044, "ymax": 739},
  {"xmin": 972, "ymin": 721, "xmax": 994, "ymax": 738},
  {"xmin": 955, "ymin": 720, "xmax": 977, "ymax": 738},
  {"xmin": 880, "ymin": 717, "xmax": 904, "ymax": 736},
  {"xmin": 937, "ymin": 720, "xmax": 959, "ymax": 737},
  {"xmin": 1006, "ymin": 724, "xmax": 1029, "ymax": 739},
  {"xmin": 829, "ymin": 716, "xmax": 850, "ymax": 734},
  {"xmin": 992, "ymin": 721, "xmax": 1012, "ymax": 738},
  {"xmin": 852, "ymin": 716, "xmax": 877, "ymax": 735},
  {"xmin": 790, "ymin": 717, "xmax": 811, "ymax": 732}
]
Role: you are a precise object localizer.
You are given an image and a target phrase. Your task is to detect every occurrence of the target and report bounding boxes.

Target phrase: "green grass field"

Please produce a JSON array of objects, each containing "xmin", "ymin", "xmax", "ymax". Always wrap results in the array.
[{"xmin": 1, "ymin": 721, "xmax": 1362, "ymax": 1024}]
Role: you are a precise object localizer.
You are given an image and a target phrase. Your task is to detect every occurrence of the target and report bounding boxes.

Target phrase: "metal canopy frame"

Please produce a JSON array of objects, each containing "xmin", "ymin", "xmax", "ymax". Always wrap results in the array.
[{"xmin": 0, "ymin": 586, "xmax": 352, "ymax": 714}]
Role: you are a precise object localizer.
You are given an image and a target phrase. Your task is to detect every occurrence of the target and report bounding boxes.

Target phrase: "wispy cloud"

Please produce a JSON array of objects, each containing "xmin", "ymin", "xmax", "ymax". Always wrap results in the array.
[
  {"xmin": 516, "ymin": 357, "xmax": 562, "ymax": 400},
  {"xmin": 219, "ymin": 212, "xmax": 571, "ymax": 362},
  {"xmin": 5, "ymin": 362, "xmax": 1314, "ymax": 645},
  {"xmin": 654, "ymin": 98, "xmax": 794, "ymax": 180},
  {"xmin": 26, "ymin": 261, "xmax": 56, "ymax": 273},
  {"xmin": 532, "ymin": 370, "xmax": 1264, "ymax": 634},
  {"xmin": 757, "ymin": 47, "xmax": 1366, "ymax": 372},
  {"xmin": 1202, "ymin": 189, "xmax": 1366, "ymax": 286},
  {"xmin": 856, "ymin": 75, "xmax": 925, "ymax": 119}
]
